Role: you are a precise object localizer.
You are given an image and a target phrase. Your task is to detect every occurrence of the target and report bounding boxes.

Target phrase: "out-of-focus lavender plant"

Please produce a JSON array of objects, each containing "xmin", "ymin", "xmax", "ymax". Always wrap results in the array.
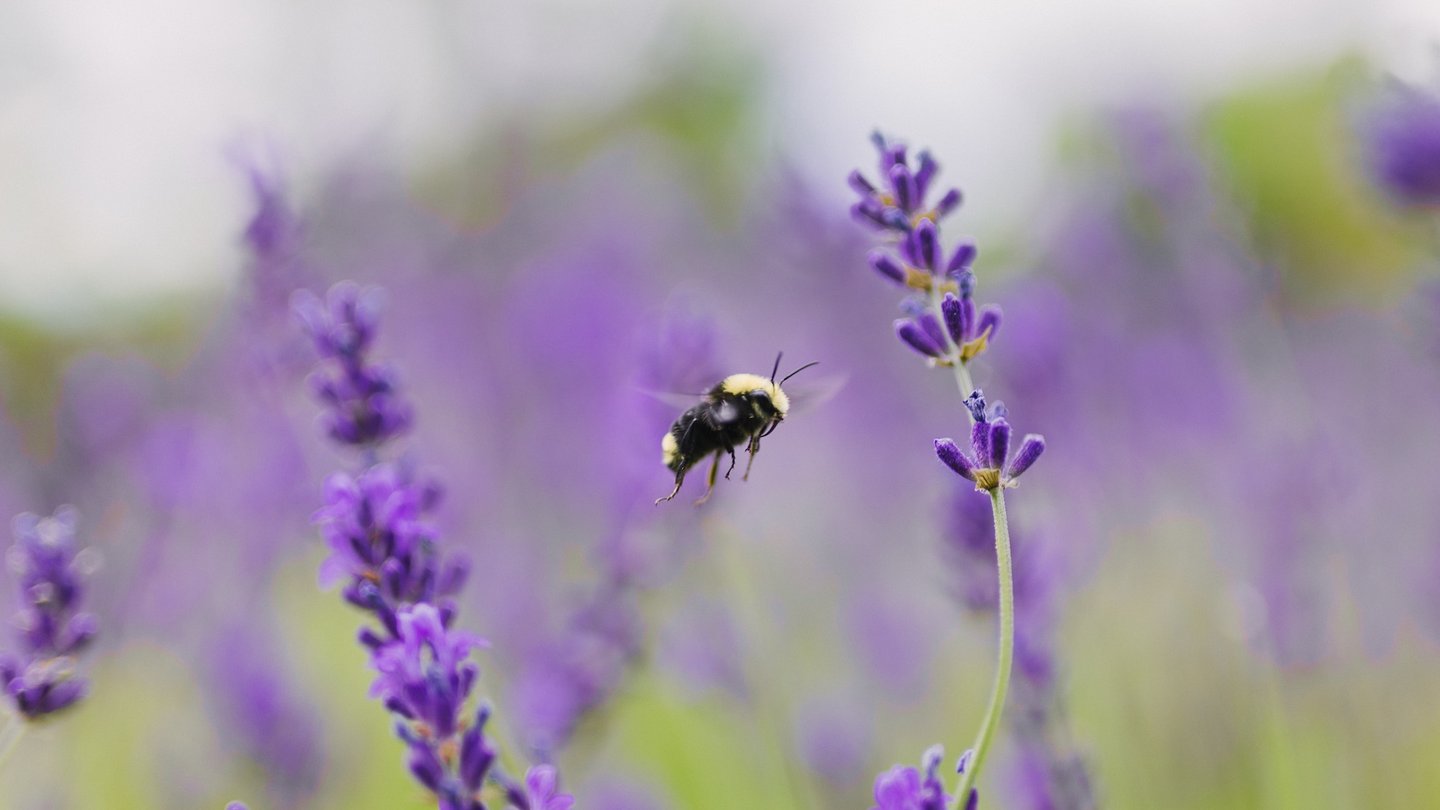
[
  {"xmin": 850, "ymin": 134, "xmax": 1045, "ymax": 809},
  {"xmin": 297, "ymin": 281, "xmax": 572, "ymax": 810},
  {"xmin": 0, "ymin": 507, "xmax": 97, "ymax": 764},
  {"xmin": 1360, "ymin": 78, "xmax": 1440, "ymax": 209}
]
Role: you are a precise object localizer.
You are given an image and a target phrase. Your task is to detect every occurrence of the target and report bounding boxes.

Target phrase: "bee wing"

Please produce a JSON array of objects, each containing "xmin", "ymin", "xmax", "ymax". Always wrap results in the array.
[
  {"xmin": 637, "ymin": 388, "xmax": 709, "ymax": 411},
  {"xmin": 708, "ymin": 398, "xmax": 742, "ymax": 426},
  {"xmin": 783, "ymin": 373, "xmax": 848, "ymax": 417}
]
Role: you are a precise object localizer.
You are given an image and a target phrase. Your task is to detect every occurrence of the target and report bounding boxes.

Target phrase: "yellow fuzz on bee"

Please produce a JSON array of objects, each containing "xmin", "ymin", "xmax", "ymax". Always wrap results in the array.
[
  {"xmin": 661, "ymin": 432, "xmax": 678, "ymax": 465},
  {"xmin": 719, "ymin": 374, "xmax": 791, "ymax": 414}
]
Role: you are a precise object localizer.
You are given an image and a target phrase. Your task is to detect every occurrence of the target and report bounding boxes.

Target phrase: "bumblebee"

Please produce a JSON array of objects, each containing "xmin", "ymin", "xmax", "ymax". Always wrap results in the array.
[{"xmin": 656, "ymin": 354, "xmax": 818, "ymax": 505}]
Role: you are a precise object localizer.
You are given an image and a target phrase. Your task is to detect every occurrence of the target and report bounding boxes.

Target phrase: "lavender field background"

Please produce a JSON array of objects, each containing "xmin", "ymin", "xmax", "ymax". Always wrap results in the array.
[{"xmin": 4, "ymin": 2, "xmax": 1440, "ymax": 808}]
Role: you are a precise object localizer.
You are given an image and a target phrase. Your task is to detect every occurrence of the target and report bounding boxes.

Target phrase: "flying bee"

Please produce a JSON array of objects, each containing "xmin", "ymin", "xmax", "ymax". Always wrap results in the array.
[{"xmin": 656, "ymin": 353, "xmax": 820, "ymax": 506}]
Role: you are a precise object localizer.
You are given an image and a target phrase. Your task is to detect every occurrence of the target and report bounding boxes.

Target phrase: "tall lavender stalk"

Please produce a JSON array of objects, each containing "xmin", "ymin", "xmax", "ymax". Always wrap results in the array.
[
  {"xmin": 851, "ymin": 133, "xmax": 1045, "ymax": 809},
  {"xmin": 296, "ymin": 281, "xmax": 573, "ymax": 810},
  {"xmin": 0, "ymin": 507, "xmax": 98, "ymax": 766}
]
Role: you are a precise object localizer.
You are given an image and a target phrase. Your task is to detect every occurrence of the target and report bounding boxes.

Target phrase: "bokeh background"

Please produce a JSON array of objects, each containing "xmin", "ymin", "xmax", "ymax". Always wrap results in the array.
[{"xmin": 4, "ymin": 1, "xmax": 1440, "ymax": 808}]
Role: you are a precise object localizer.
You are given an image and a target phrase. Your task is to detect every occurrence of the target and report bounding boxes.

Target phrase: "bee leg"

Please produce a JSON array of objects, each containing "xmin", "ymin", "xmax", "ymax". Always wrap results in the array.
[
  {"xmin": 694, "ymin": 452, "xmax": 722, "ymax": 506},
  {"xmin": 655, "ymin": 467, "xmax": 687, "ymax": 505},
  {"xmin": 742, "ymin": 435, "xmax": 761, "ymax": 481},
  {"xmin": 724, "ymin": 447, "xmax": 738, "ymax": 480}
]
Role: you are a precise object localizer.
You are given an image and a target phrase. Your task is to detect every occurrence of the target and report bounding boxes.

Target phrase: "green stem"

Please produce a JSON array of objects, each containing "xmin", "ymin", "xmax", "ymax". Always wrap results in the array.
[
  {"xmin": 950, "ymin": 488, "xmax": 1014, "ymax": 810},
  {"xmin": 0, "ymin": 712, "xmax": 28, "ymax": 774}
]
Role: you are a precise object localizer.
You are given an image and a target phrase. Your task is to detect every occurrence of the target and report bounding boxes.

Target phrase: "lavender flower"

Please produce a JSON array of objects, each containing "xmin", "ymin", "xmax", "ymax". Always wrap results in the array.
[
  {"xmin": 870, "ymin": 746, "xmax": 960, "ymax": 810},
  {"xmin": 853, "ymin": 134, "xmax": 1048, "ymax": 810},
  {"xmin": 1, "ymin": 507, "xmax": 97, "ymax": 720},
  {"xmin": 313, "ymin": 463, "xmax": 467, "ymax": 639},
  {"xmin": 294, "ymin": 282, "xmax": 413, "ymax": 448},
  {"xmin": 852, "ymin": 135, "xmax": 1001, "ymax": 382},
  {"xmin": 934, "ymin": 392, "xmax": 1045, "ymax": 492},
  {"xmin": 300, "ymin": 280, "xmax": 569, "ymax": 809},
  {"xmin": 1361, "ymin": 82, "xmax": 1440, "ymax": 207},
  {"xmin": 373, "ymin": 604, "xmax": 498, "ymax": 809},
  {"xmin": 510, "ymin": 764, "xmax": 576, "ymax": 810},
  {"xmin": 850, "ymin": 132, "xmax": 963, "ymax": 235}
]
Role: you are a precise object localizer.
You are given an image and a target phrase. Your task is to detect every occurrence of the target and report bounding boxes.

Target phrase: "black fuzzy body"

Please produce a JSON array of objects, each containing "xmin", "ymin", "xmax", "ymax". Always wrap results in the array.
[{"xmin": 665, "ymin": 385, "xmax": 780, "ymax": 475}]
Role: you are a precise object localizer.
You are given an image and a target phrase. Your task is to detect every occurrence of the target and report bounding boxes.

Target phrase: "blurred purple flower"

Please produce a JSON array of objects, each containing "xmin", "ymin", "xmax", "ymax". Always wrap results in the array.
[
  {"xmin": 1, "ymin": 507, "xmax": 97, "ymax": 720},
  {"xmin": 870, "ymin": 746, "xmax": 957, "ymax": 810},
  {"xmin": 207, "ymin": 622, "xmax": 324, "ymax": 803},
  {"xmin": 1361, "ymin": 81, "xmax": 1440, "ymax": 207},
  {"xmin": 850, "ymin": 132, "xmax": 963, "ymax": 234},
  {"xmin": 314, "ymin": 463, "xmax": 466, "ymax": 634},
  {"xmin": 294, "ymin": 282, "xmax": 413, "ymax": 448},
  {"xmin": 511, "ymin": 764, "xmax": 576, "ymax": 810},
  {"xmin": 793, "ymin": 695, "xmax": 871, "ymax": 785}
]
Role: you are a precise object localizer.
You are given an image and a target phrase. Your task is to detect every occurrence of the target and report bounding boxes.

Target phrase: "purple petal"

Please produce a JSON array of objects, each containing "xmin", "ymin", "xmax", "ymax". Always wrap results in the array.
[
  {"xmin": 895, "ymin": 320, "xmax": 943, "ymax": 358},
  {"xmin": 976, "ymin": 305, "xmax": 1002, "ymax": 340},
  {"xmin": 941, "ymin": 293, "xmax": 964, "ymax": 344},
  {"xmin": 914, "ymin": 150, "xmax": 938, "ymax": 199},
  {"xmin": 848, "ymin": 170, "xmax": 877, "ymax": 197},
  {"xmin": 970, "ymin": 420, "xmax": 991, "ymax": 469},
  {"xmin": 1005, "ymin": 434, "xmax": 1046, "ymax": 480},
  {"xmin": 868, "ymin": 251, "xmax": 906, "ymax": 284},
  {"xmin": 914, "ymin": 220, "xmax": 939, "ymax": 269},
  {"xmin": 946, "ymin": 240, "xmax": 977, "ymax": 275},
  {"xmin": 988, "ymin": 419, "xmax": 1011, "ymax": 470},
  {"xmin": 917, "ymin": 312, "xmax": 948, "ymax": 352},
  {"xmin": 935, "ymin": 188, "xmax": 963, "ymax": 217},
  {"xmin": 934, "ymin": 439, "xmax": 976, "ymax": 481}
]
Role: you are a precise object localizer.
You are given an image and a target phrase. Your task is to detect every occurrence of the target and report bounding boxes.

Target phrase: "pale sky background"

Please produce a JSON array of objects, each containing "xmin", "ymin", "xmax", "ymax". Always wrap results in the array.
[{"xmin": 2, "ymin": 0, "xmax": 1439, "ymax": 325}]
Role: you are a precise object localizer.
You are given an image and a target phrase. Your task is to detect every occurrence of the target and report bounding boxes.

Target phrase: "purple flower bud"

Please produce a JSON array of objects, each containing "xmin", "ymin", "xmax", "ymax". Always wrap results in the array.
[
  {"xmin": 848, "ymin": 169, "xmax": 877, "ymax": 196},
  {"xmin": 1362, "ymin": 83, "xmax": 1440, "ymax": 207},
  {"xmin": 934, "ymin": 188, "xmax": 962, "ymax": 217},
  {"xmin": 941, "ymin": 293, "xmax": 965, "ymax": 344},
  {"xmin": 964, "ymin": 390, "xmax": 988, "ymax": 423},
  {"xmin": 852, "ymin": 201, "xmax": 889, "ymax": 229},
  {"xmin": 976, "ymin": 305, "xmax": 1002, "ymax": 340},
  {"xmin": 914, "ymin": 151, "xmax": 938, "ymax": 198},
  {"xmin": 970, "ymin": 420, "xmax": 991, "ymax": 470},
  {"xmin": 988, "ymin": 419, "xmax": 1011, "ymax": 470},
  {"xmin": 935, "ymin": 438, "xmax": 977, "ymax": 481},
  {"xmin": 869, "ymin": 747, "xmax": 950, "ymax": 810},
  {"xmin": 883, "ymin": 143, "xmax": 909, "ymax": 174},
  {"xmin": 958, "ymin": 296, "xmax": 977, "ymax": 342},
  {"xmin": 890, "ymin": 165, "xmax": 916, "ymax": 212},
  {"xmin": 409, "ymin": 743, "xmax": 447, "ymax": 792},
  {"xmin": 869, "ymin": 251, "xmax": 906, "ymax": 285},
  {"xmin": 523, "ymin": 764, "xmax": 577, "ymax": 810},
  {"xmin": 896, "ymin": 319, "xmax": 944, "ymax": 358},
  {"xmin": 947, "ymin": 241, "xmax": 977, "ymax": 275},
  {"xmin": 226, "ymin": 803, "xmax": 249, "ymax": 810},
  {"xmin": 881, "ymin": 208, "xmax": 912, "ymax": 230},
  {"xmin": 914, "ymin": 220, "xmax": 939, "ymax": 269},
  {"xmin": 1005, "ymin": 434, "xmax": 1046, "ymax": 480},
  {"xmin": 917, "ymin": 312, "xmax": 948, "ymax": 352}
]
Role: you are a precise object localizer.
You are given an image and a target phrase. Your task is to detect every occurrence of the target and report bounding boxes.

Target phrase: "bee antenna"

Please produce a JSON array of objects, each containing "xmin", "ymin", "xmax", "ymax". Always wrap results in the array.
[
  {"xmin": 779, "ymin": 361, "xmax": 820, "ymax": 386},
  {"xmin": 770, "ymin": 352, "xmax": 783, "ymax": 384}
]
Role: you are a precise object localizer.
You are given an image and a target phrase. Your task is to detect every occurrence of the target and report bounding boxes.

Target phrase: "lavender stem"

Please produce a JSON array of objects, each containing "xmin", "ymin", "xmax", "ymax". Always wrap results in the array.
[{"xmin": 952, "ymin": 488, "xmax": 1013, "ymax": 810}]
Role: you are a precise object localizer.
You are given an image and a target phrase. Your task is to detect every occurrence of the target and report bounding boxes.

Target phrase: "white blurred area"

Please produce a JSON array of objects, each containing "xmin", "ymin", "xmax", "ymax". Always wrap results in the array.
[{"xmin": 2, "ymin": 0, "xmax": 1438, "ymax": 325}]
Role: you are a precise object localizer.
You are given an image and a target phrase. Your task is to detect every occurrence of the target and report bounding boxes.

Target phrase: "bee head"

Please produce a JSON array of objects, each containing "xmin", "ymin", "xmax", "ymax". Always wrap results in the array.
[{"xmin": 747, "ymin": 387, "xmax": 784, "ymax": 420}]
